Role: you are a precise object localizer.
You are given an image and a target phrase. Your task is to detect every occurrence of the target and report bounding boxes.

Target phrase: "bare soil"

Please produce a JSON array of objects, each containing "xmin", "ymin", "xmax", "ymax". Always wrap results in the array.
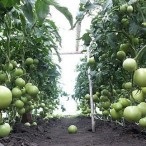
[{"xmin": 0, "ymin": 116, "xmax": 146, "ymax": 146}]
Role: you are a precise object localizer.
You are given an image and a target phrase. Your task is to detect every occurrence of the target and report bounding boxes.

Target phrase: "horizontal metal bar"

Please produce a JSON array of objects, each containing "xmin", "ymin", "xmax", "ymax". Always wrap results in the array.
[{"xmin": 53, "ymin": 51, "xmax": 84, "ymax": 55}]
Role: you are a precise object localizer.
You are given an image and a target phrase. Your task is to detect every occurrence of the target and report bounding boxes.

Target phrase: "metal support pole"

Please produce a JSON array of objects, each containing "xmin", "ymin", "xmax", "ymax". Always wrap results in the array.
[{"xmin": 87, "ymin": 47, "xmax": 96, "ymax": 132}]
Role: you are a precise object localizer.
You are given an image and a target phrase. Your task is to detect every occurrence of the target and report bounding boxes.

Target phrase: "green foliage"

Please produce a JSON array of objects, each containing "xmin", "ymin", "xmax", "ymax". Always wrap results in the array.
[
  {"xmin": 35, "ymin": 0, "xmax": 50, "ymax": 23},
  {"xmin": 74, "ymin": 0, "xmax": 146, "ymax": 115},
  {"xmin": 74, "ymin": 58, "xmax": 89, "ymax": 100},
  {"xmin": 0, "ymin": 0, "xmax": 73, "ymax": 125}
]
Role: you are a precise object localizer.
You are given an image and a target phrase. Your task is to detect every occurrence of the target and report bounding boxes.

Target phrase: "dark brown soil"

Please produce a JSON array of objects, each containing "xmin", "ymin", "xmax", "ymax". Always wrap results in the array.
[{"xmin": 1, "ymin": 116, "xmax": 146, "ymax": 146}]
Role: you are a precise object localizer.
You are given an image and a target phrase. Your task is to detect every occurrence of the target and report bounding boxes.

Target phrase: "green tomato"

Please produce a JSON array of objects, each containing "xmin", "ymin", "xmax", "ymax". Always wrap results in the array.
[
  {"xmin": 14, "ymin": 68, "xmax": 24, "ymax": 76},
  {"xmin": 118, "ymin": 98, "xmax": 131, "ymax": 108},
  {"xmin": 102, "ymin": 101, "xmax": 111, "ymax": 109},
  {"xmin": 119, "ymin": 4, "xmax": 127, "ymax": 13},
  {"xmin": 139, "ymin": 117, "xmax": 146, "ymax": 128},
  {"xmin": 21, "ymin": 96, "xmax": 28, "ymax": 103},
  {"xmin": 24, "ymin": 122, "xmax": 31, "ymax": 127},
  {"xmin": 32, "ymin": 122, "xmax": 37, "ymax": 126},
  {"xmin": 85, "ymin": 94, "xmax": 90, "ymax": 100},
  {"xmin": 15, "ymin": 100, "xmax": 24, "ymax": 109},
  {"xmin": 127, "ymin": 5, "xmax": 133, "ymax": 13},
  {"xmin": 100, "ymin": 96, "xmax": 109, "ymax": 102},
  {"xmin": 121, "ymin": 18, "xmax": 129, "ymax": 26},
  {"xmin": 15, "ymin": 78, "xmax": 26, "ymax": 88},
  {"xmin": 33, "ymin": 59, "xmax": 39, "ymax": 64},
  {"xmin": 93, "ymin": 94, "xmax": 99, "ymax": 102},
  {"xmin": 0, "ymin": 73, "xmax": 7, "ymax": 83},
  {"xmin": 116, "ymin": 51, "xmax": 126, "ymax": 60},
  {"xmin": 112, "ymin": 102, "xmax": 123, "ymax": 111},
  {"xmin": 133, "ymin": 68, "xmax": 146, "ymax": 87},
  {"xmin": 88, "ymin": 57, "xmax": 95, "ymax": 65},
  {"xmin": 124, "ymin": 82, "xmax": 132, "ymax": 90},
  {"xmin": 0, "ymin": 123, "xmax": 11, "ymax": 137},
  {"xmin": 132, "ymin": 37, "xmax": 139, "ymax": 45},
  {"xmin": 122, "ymin": 58, "xmax": 137, "ymax": 72},
  {"xmin": 101, "ymin": 89, "xmax": 110, "ymax": 96},
  {"xmin": 142, "ymin": 22, "xmax": 146, "ymax": 27},
  {"xmin": 18, "ymin": 108, "xmax": 26, "ymax": 115},
  {"xmin": 119, "ymin": 43, "xmax": 130, "ymax": 53},
  {"xmin": 110, "ymin": 109, "xmax": 123, "ymax": 120},
  {"xmin": 25, "ymin": 58, "xmax": 33, "ymax": 65},
  {"xmin": 123, "ymin": 106, "xmax": 142, "ymax": 122},
  {"xmin": 12, "ymin": 87, "xmax": 22, "ymax": 98},
  {"xmin": 102, "ymin": 110, "xmax": 109, "ymax": 116},
  {"xmin": 137, "ymin": 102, "xmax": 146, "ymax": 116},
  {"xmin": 131, "ymin": 90, "xmax": 144, "ymax": 103},
  {"xmin": 0, "ymin": 86, "xmax": 12, "ymax": 109},
  {"xmin": 141, "ymin": 87, "xmax": 146, "ymax": 95},
  {"xmin": 26, "ymin": 85, "xmax": 39, "ymax": 96},
  {"xmin": 68, "ymin": 125, "xmax": 77, "ymax": 134}
]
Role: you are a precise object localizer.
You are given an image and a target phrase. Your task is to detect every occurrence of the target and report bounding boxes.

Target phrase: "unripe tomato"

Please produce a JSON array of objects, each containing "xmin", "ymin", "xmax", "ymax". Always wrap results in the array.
[
  {"xmin": 119, "ymin": 4, "xmax": 127, "ymax": 13},
  {"xmin": 127, "ymin": 5, "xmax": 133, "ymax": 13},
  {"xmin": 142, "ymin": 22, "xmax": 146, "ymax": 27},
  {"xmin": 124, "ymin": 82, "xmax": 132, "ymax": 90},
  {"xmin": 32, "ymin": 122, "xmax": 37, "ymax": 126},
  {"xmin": 141, "ymin": 87, "xmax": 146, "ymax": 95},
  {"xmin": 139, "ymin": 117, "xmax": 146, "ymax": 128},
  {"xmin": 0, "ymin": 123, "xmax": 11, "ymax": 137},
  {"xmin": 25, "ymin": 58, "xmax": 33, "ymax": 65},
  {"xmin": 138, "ymin": 102, "xmax": 146, "ymax": 116},
  {"xmin": 101, "ymin": 101, "xmax": 111, "ymax": 109},
  {"xmin": 93, "ymin": 94, "xmax": 98, "ymax": 102},
  {"xmin": 33, "ymin": 59, "xmax": 39, "ymax": 64},
  {"xmin": 85, "ymin": 94, "xmax": 90, "ymax": 100},
  {"xmin": 24, "ymin": 122, "xmax": 31, "ymax": 126},
  {"xmin": 133, "ymin": 68, "xmax": 146, "ymax": 87},
  {"xmin": 15, "ymin": 78, "xmax": 26, "ymax": 88},
  {"xmin": 10, "ymin": 60, "xmax": 17, "ymax": 68},
  {"xmin": 132, "ymin": 37, "xmax": 139, "ymax": 45},
  {"xmin": 102, "ymin": 110, "xmax": 109, "ymax": 116},
  {"xmin": 123, "ymin": 106, "xmax": 142, "ymax": 122},
  {"xmin": 131, "ymin": 90, "xmax": 144, "ymax": 103},
  {"xmin": 112, "ymin": 102, "xmax": 123, "ymax": 111},
  {"xmin": 88, "ymin": 57, "xmax": 95, "ymax": 65},
  {"xmin": 110, "ymin": 109, "xmax": 123, "ymax": 120},
  {"xmin": 18, "ymin": 108, "xmax": 26, "ymax": 115},
  {"xmin": 68, "ymin": 125, "xmax": 77, "ymax": 134},
  {"xmin": 15, "ymin": 100, "xmax": 24, "ymax": 108},
  {"xmin": 0, "ymin": 73, "xmax": 7, "ymax": 83},
  {"xmin": 122, "ymin": 58, "xmax": 137, "ymax": 72},
  {"xmin": 12, "ymin": 87, "xmax": 22, "ymax": 98},
  {"xmin": 0, "ymin": 86, "xmax": 12, "ymax": 109},
  {"xmin": 121, "ymin": 18, "xmax": 129, "ymax": 26},
  {"xmin": 120, "ymin": 43, "xmax": 130, "ymax": 53},
  {"xmin": 26, "ymin": 85, "xmax": 39, "ymax": 96},
  {"xmin": 14, "ymin": 68, "xmax": 24, "ymax": 76},
  {"xmin": 118, "ymin": 98, "xmax": 131, "ymax": 108},
  {"xmin": 116, "ymin": 51, "xmax": 126, "ymax": 60}
]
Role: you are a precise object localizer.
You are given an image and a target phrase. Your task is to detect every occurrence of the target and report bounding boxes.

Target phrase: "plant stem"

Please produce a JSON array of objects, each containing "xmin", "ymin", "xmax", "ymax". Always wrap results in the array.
[
  {"xmin": 134, "ymin": 45, "xmax": 146, "ymax": 61},
  {"xmin": 0, "ymin": 111, "xmax": 3, "ymax": 124},
  {"xmin": 4, "ymin": 15, "xmax": 11, "ymax": 62}
]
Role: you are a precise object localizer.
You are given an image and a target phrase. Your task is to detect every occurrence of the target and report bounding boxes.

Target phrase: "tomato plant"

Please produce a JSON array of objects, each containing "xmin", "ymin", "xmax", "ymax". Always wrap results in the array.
[
  {"xmin": 74, "ymin": 0, "xmax": 146, "ymax": 128},
  {"xmin": 0, "ymin": 0, "xmax": 74, "ymax": 137}
]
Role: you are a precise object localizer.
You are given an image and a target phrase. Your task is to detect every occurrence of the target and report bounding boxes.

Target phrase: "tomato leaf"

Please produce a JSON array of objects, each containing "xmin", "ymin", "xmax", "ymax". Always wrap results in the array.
[
  {"xmin": 35, "ymin": 0, "xmax": 50, "ymax": 24},
  {"xmin": 46, "ymin": 0, "xmax": 73, "ymax": 28},
  {"xmin": 103, "ymin": 0, "xmax": 113, "ymax": 11},
  {"xmin": 0, "ymin": 0, "xmax": 20, "ymax": 7},
  {"xmin": 129, "ymin": 22, "xmax": 139, "ymax": 36},
  {"xmin": 22, "ymin": 1, "xmax": 35, "ymax": 24}
]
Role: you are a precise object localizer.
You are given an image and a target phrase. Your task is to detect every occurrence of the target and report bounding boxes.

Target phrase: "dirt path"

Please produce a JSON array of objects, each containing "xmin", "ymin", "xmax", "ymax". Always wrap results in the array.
[{"xmin": 0, "ymin": 116, "xmax": 146, "ymax": 146}]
